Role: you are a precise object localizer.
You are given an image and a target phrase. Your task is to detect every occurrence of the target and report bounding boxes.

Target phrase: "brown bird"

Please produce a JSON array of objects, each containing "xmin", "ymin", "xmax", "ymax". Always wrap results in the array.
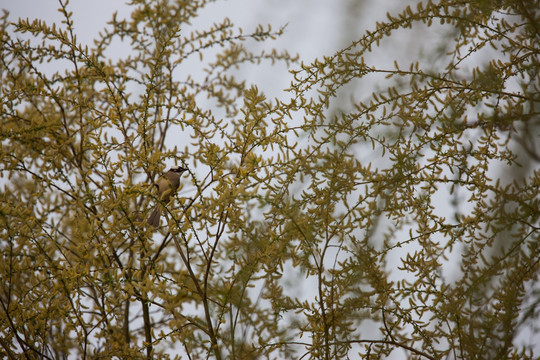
[{"xmin": 147, "ymin": 166, "xmax": 188, "ymax": 227}]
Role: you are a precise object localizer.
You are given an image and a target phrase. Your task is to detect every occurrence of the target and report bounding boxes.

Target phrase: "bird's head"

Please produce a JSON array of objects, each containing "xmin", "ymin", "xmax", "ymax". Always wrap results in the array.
[{"xmin": 169, "ymin": 166, "xmax": 188, "ymax": 173}]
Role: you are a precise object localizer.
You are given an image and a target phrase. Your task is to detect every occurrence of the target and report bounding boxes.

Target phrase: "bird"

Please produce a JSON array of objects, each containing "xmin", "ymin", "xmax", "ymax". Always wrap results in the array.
[{"xmin": 147, "ymin": 165, "xmax": 188, "ymax": 227}]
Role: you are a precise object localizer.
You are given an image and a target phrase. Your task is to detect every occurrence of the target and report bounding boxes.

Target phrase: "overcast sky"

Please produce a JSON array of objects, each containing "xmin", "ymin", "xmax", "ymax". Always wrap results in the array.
[{"xmin": 1, "ymin": 0, "xmax": 410, "ymax": 72}]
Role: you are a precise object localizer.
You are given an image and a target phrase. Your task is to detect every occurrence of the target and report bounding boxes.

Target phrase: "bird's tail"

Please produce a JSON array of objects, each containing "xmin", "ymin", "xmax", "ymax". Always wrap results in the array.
[{"xmin": 147, "ymin": 206, "xmax": 161, "ymax": 227}]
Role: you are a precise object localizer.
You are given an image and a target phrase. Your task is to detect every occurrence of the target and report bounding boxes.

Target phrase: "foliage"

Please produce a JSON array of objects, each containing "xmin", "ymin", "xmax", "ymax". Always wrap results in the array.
[{"xmin": 0, "ymin": 0, "xmax": 539, "ymax": 359}]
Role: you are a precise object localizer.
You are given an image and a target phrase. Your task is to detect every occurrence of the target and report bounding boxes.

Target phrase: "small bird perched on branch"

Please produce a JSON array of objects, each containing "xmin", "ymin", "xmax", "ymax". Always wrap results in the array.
[{"xmin": 147, "ymin": 166, "xmax": 188, "ymax": 227}]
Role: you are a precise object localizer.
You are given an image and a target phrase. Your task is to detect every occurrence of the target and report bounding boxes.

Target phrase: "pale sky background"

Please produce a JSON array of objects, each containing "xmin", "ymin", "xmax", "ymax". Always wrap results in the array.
[{"xmin": 1, "ymin": 0, "xmax": 417, "ymax": 95}]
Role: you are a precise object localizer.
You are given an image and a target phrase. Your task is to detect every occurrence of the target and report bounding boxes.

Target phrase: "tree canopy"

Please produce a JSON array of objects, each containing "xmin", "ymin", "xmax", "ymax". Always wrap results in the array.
[{"xmin": 1, "ymin": 0, "xmax": 539, "ymax": 359}]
